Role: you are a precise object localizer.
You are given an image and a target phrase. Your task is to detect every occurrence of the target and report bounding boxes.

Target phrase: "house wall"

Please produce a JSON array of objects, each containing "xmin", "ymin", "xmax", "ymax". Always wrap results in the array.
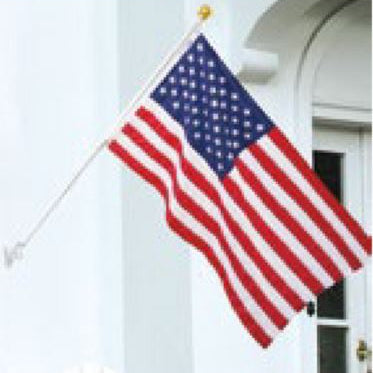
[
  {"xmin": 117, "ymin": 2, "xmax": 193, "ymax": 373},
  {"xmin": 0, "ymin": 1, "xmax": 123, "ymax": 372}
]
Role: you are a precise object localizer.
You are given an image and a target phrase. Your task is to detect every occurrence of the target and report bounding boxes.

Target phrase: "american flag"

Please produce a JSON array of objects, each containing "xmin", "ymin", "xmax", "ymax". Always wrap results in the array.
[{"xmin": 109, "ymin": 34, "xmax": 371, "ymax": 347}]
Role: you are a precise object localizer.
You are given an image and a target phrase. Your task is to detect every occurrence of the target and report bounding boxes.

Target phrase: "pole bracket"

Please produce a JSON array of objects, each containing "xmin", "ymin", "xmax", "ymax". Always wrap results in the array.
[{"xmin": 3, "ymin": 242, "xmax": 25, "ymax": 268}]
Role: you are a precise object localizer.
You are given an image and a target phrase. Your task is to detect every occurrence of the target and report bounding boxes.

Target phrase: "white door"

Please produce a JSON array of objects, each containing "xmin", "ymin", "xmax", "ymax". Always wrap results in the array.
[{"xmin": 312, "ymin": 125, "xmax": 371, "ymax": 373}]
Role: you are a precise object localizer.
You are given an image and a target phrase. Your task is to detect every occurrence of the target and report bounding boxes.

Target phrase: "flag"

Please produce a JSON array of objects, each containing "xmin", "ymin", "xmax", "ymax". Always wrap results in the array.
[{"xmin": 108, "ymin": 34, "xmax": 371, "ymax": 347}]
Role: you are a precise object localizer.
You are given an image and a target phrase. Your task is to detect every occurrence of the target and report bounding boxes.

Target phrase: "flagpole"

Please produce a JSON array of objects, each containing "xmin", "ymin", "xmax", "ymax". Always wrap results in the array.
[{"xmin": 3, "ymin": 5, "xmax": 213, "ymax": 268}]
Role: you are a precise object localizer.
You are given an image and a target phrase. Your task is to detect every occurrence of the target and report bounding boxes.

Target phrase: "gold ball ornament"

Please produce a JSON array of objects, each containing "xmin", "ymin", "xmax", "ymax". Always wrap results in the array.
[{"xmin": 198, "ymin": 4, "xmax": 213, "ymax": 21}]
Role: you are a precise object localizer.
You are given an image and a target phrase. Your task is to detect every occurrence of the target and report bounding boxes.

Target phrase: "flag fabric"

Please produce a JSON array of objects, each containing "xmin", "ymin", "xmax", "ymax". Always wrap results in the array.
[{"xmin": 108, "ymin": 34, "xmax": 371, "ymax": 347}]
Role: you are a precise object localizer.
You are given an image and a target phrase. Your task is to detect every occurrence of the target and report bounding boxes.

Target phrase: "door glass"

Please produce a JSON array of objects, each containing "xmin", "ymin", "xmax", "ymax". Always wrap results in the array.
[
  {"xmin": 313, "ymin": 151, "xmax": 347, "ymax": 373},
  {"xmin": 314, "ymin": 151, "xmax": 345, "ymax": 320},
  {"xmin": 317, "ymin": 281, "xmax": 345, "ymax": 319},
  {"xmin": 318, "ymin": 326, "xmax": 347, "ymax": 373}
]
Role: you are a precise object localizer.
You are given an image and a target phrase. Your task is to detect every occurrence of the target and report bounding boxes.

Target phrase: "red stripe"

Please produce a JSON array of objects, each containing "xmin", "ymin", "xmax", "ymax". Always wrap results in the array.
[
  {"xmin": 249, "ymin": 142, "xmax": 362, "ymax": 270},
  {"xmin": 269, "ymin": 127, "xmax": 371, "ymax": 255},
  {"xmin": 108, "ymin": 138, "xmax": 273, "ymax": 348},
  {"xmin": 223, "ymin": 176, "xmax": 324, "ymax": 295},
  {"xmin": 123, "ymin": 123, "xmax": 287, "ymax": 329},
  {"xmin": 137, "ymin": 106, "xmax": 304, "ymax": 311},
  {"xmin": 235, "ymin": 158, "xmax": 343, "ymax": 282}
]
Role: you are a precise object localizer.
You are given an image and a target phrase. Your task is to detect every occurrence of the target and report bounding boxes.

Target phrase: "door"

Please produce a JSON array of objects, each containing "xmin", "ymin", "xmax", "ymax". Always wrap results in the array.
[{"xmin": 312, "ymin": 125, "xmax": 371, "ymax": 373}]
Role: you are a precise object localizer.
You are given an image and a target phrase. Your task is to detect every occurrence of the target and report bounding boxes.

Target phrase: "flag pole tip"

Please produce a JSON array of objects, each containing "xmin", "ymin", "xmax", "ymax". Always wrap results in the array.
[{"xmin": 198, "ymin": 4, "xmax": 213, "ymax": 21}]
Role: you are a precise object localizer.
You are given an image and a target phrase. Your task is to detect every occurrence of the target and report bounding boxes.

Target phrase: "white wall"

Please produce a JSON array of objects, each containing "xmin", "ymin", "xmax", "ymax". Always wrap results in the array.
[
  {"xmin": 313, "ymin": 13, "xmax": 372, "ymax": 109},
  {"xmin": 117, "ymin": 1, "xmax": 193, "ymax": 373},
  {"xmin": 0, "ymin": 1, "xmax": 123, "ymax": 372}
]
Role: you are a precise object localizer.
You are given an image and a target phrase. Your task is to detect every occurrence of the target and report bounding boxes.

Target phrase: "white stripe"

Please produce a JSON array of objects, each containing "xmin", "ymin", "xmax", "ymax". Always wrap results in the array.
[
  {"xmin": 143, "ymin": 98, "xmax": 314, "ymax": 303},
  {"xmin": 113, "ymin": 130, "xmax": 280, "ymax": 339},
  {"xmin": 130, "ymin": 113, "xmax": 296, "ymax": 320},
  {"xmin": 258, "ymin": 135, "xmax": 367, "ymax": 263},
  {"xmin": 240, "ymin": 150, "xmax": 352, "ymax": 276},
  {"xmin": 230, "ymin": 168, "xmax": 334, "ymax": 288}
]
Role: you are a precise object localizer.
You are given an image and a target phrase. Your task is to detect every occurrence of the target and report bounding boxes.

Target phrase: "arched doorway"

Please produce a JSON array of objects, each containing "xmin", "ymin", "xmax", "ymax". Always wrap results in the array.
[
  {"xmin": 245, "ymin": 1, "xmax": 371, "ymax": 372},
  {"xmin": 310, "ymin": 3, "xmax": 371, "ymax": 373}
]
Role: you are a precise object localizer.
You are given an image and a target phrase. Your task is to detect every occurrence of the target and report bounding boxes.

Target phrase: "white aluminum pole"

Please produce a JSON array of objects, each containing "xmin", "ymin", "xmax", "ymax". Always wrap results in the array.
[{"xmin": 3, "ymin": 5, "xmax": 213, "ymax": 268}]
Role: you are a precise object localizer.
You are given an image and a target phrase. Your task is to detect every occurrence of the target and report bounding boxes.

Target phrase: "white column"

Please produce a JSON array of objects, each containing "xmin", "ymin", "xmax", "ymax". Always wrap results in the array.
[
  {"xmin": 118, "ymin": 1, "xmax": 193, "ymax": 372},
  {"xmin": 0, "ymin": 1, "xmax": 123, "ymax": 372}
]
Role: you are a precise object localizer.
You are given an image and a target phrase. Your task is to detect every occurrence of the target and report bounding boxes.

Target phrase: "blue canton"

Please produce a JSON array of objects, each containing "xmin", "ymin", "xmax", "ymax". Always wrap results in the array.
[{"xmin": 151, "ymin": 34, "xmax": 274, "ymax": 178}]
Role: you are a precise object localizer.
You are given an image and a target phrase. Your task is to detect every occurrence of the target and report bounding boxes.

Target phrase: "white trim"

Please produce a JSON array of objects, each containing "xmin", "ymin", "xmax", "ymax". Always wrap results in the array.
[
  {"xmin": 317, "ymin": 319, "xmax": 350, "ymax": 328},
  {"xmin": 237, "ymin": 49, "xmax": 279, "ymax": 83},
  {"xmin": 313, "ymin": 101, "xmax": 372, "ymax": 126}
]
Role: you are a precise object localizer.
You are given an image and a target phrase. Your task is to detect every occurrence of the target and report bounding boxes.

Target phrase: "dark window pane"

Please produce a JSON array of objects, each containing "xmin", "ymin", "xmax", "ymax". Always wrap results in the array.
[
  {"xmin": 313, "ymin": 151, "xmax": 345, "ymax": 319},
  {"xmin": 313, "ymin": 151, "xmax": 342, "ymax": 202},
  {"xmin": 318, "ymin": 326, "xmax": 347, "ymax": 373},
  {"xmin": 317, "ymin": 281, "xmax": 345, "ymax": 319}
]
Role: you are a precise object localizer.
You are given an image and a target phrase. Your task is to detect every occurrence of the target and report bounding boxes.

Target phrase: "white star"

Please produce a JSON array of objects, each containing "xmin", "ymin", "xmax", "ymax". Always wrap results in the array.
[
  {"xmin": 233, "ymin": 141, "xmax": 240, "ymax": 149},
  {"xmin": 231, "ymin": 105, "xmax": 239, "ymax": 112},
  {"xmin": 212, "ymin": 113, "xmax": 219, "ymax": 121},
  {"xmin": 200, "ymin": 70, "xmax": 206, "ymax": 78},
  {"xmin": 205, "ymin": 133, "xmax": 211, "ymax": 141},
  {"xmin": 217, "ymin": 163, "xmax": 224, "ymax": 171},
  {"xmin": 222, "ymin": 114, "xmax": 228, "ymax": 122},
  {"xmin": 182, "ymin": 90, "xmax": 189, "ymax": 99},
  {"xmin": 198, "ymin": 57, "xmax": 204, "ymax": 65},
  {"xmin": 224, "ymin": 128, "xmax": 230, "ymax": 135},
  {"xmin": 169, "ymin": 76, "xmax": 176, "ymax": 84},
  {"xmin": 231, "ymin": 92, "xmax": 239, "ymax": 100},
  {"xmin": 220, "ymin": 101, "xmax": 227, "ymax": 109},
  {"xmin": 193, "ymin": 119, "xmax": 200, "ymax": 127},
  {"xmin": 202, "ymin": 96, "xmax": 208, "ymax": 104},
  {"xmin": 189, "ymin": 80, "xmax": 197, "ymax": 89},
  {"xmin": 204, "ymin": 122, "xmax": 210, "ymax": 129},
  {"xmin": 203, "ymin": 109, "xmax": 209, "ymax": 116},
  {"xmin": 197, "ymin": 42, "xmax": 204, "ymax": 52},
  {"xmin": 244, "ymin": 132, "xmax": 251, "ymax": 139},
  {"xmin": 227, "ymin": 152, "xmax": 234, "ymax": 160},
  {"xmin": 214, "ymin": 138, "xmax": 222, "ymax": 145},
  {"xmin": 243, "ymin": 120, "xmax": 251, "ymax": 128},
  {"xmin": 211, "ymin": 100, "xmax": 219, "ymax": 108},
  {"xmin": 213, "ymin": 125, "xmax": 220, "ymax": 133},
  {"xmin": 219, "ymin": 88, "xmax": 227, "ymax": 96},
  {"xmin": 172, "ymin": 101, "xmax": 180, "ymax": 110},
  {"xmin": 180, "ymin": 77, "xmax": 188, "ymax": 86},
  {"xmin": 226, "ymin": 139, "xmax": 232, "ymax": 147},
  {"xmin": 171, "ymin": 88, "xmax": 178, "ymax": 97},
  {"xmin": 189, "ymin": 67, "xmax": 196, "ymax": 76},
  {"xmin": 191, "ymin": 107, "xmax": 198, "ymax": 114},
  {"xmin": 208, "ymin": 73, "xmax": 216, "ymax": 81},
  {"xmin": 209, "ymin": 86, "xmax": 217, "ymax": 94},
  {"xmin": 184, "ymin": 103, "xmax": 190, "ymax": 111},
  {"xmin": 208, "ymin": 60, "xmax": 215, "ymax": 67},
  {"xmin": 232, "ymin": 128, "xmax": 240, "ymax": 136},
  {"xmin": 256, "ymin": 123, "xmax": 264, "ymax": 131},
  {"xmin": 219, "ymin": 76, "xmax": 226, "ymax": 84},
  {"xmin": 191, "ymin": 94, "xmax": 197, "ymax": 102},
  {"xmin": 201, "ymin": 83, "xmax": 207, "ymax": 91},
  {"xmin": 187, "ymin": 53, "xmax": 194, "ymax": 62},
  {"xmin": 244, "ymin": 108, "xmax": 251, "ymax": 116},
  {"xmin": 178, "ymin": 65, "xmax": 185, "ymax": 73},
  {"xmin": 194, "ymin": 132, "xmax": 201, "ymax": 139},
  {"xmin": 232, "ymin": 117, "xmax": 239, "ymax": 124},
  {"xmin": 206, "ymin": 146, "xmax": 212, "ymax": 153},
  {"xmin": 159, "ymin": 86, "xmax": 167, "ymax": 95}
]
